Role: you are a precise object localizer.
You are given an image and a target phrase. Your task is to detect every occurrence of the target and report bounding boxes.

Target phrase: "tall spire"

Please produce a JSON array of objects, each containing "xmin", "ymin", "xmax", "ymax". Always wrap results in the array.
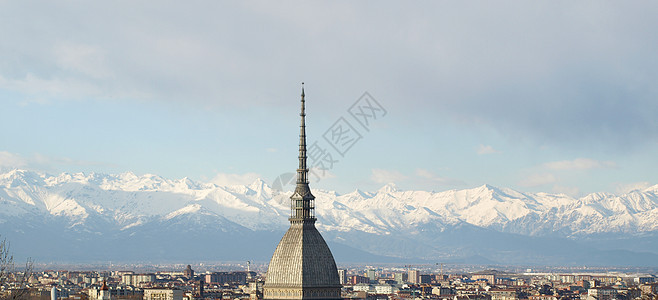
[
  {"xmin": 298, "ymin": 82, "xmax": 307, "ymax": 184},
  {"xmin": 263, "ymin": 84, "xmax": 341, "ymax": 300},
  {"xmin": 291, "ymin": 82, "xmax": 315, "ymax": 221}
]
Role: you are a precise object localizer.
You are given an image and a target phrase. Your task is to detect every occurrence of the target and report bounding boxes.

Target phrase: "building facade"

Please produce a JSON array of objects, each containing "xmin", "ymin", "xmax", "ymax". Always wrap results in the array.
[
  {"xmin": 204, "ymin": 272, "xmax": 255, "ymax": 285},
  {"xmin": 143, "ymin": 289, "xmax": 183, "ymax": 300},
  {"xmin": 183, "ymin": 265, "xmax": 194, "ymax": 279},
  {"xmin": 338, "ymin": 270, "xmax": 347, "ymax": 285},
  {"xmin": 408, "ymin": 270, "xmax": 420, "ymax": 284},
  {"xmin": 121, "ymin": 274, "xmax": 155, "ymax": 286}
]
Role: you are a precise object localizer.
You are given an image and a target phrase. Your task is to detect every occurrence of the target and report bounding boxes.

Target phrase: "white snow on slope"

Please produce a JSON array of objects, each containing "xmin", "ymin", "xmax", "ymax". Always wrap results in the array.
[{"xmin": 1, "ymin": 169, "xmax": 658, "ymax": 237}]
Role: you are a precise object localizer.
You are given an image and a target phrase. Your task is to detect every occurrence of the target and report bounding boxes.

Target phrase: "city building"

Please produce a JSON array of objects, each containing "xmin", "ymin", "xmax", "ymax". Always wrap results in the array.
[
  {"xmin": 639, "ymin": 283, "xmax": 658, "ymax": 295},
  {"xmin": 121, "ymin": 274, "xmax": 155, "ymax": 286},
  {"xmin": 635, "ymin": 276, "xmax": 656, "ymax": 284},
  {"xmin": 263, "ymin": 85, "xmax": 341, "ymax": 300},
  {"xmin": 408, "ymin": 270, "xmax": 420, "ymax": 284},
  {"xmin": 472, "ymin": 272, "xmax": 496, "ymax": 284},
  {"xmin": 338, "ymin": 270, "xmax": 347, "ymax": 285},
  {"xmin": 373, "ymin": 284, "xmax": 398, "ymax": 295},
  {"xmin": 367, "ymin": 270, "xmax": 376, "ymax": 282},
  {"xmin": 183, "ymin": 265, "xmax": 194, "ymax": 279},
  {"xmin": 394, "ymin": 273, "xmax": 407, "ymax": 284},
  {"xmin": 205, "ymin": 272, "xmax": 255, "ymax": 285},
  {"xmin": 489, "ymin": 289, "xmax": 518, "ymax": 300},
  {"xmin": 419, "ymin": 274, "xmax": 431, "ymax": 284},
  {"xmin": 88, "ymin": 281, "xmax": 112, "ymax": 300},
  {"xmin": 587, "ymin": 287, "xmax": 617, "ymax": 300},
  {"xmin": 143, "ymin": 288, "xmax": 183, "ymax": 300},
  {"xmin": 431, "ymin": 287, "xmax": 453, "ymax": 296},
  {"xmin": 51, "ymin": 285, "xmax": 57, "ymax": 300},
  {"xmin": 352, "ymin": 284, "xmax": 372, "ymax": 293},
  {"xmin": 350, "ymin": 275, "xmax": 370, "ymax": 285}
]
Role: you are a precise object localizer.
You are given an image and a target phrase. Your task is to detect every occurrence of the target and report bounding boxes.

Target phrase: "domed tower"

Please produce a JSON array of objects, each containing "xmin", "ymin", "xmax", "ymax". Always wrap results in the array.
[
  {"xmin": 99, "ymin": 279, "xmax": 111, "ymax": 300},
  {"xmin": 263, "ymin": 84, "xmax": 341, "ymax": 300}
]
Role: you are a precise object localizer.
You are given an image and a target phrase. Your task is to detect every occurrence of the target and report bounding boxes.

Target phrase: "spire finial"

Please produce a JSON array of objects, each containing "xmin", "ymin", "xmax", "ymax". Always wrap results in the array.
[{"xmin": 301, "ymin": 82, "xmax": 305, "ymax": 98}]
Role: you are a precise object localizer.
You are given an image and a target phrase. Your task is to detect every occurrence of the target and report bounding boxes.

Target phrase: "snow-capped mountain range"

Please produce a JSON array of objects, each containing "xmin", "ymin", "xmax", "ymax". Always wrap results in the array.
[{"xmin": 1, "ymin": 169, "xmax": 658, "ymax": 266}]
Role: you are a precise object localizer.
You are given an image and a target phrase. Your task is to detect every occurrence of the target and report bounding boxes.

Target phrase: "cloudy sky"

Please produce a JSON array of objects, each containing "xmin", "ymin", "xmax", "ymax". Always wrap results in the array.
[{"xmin": 1, "ymin": 1, "xmax": 657, "ymax": 196}]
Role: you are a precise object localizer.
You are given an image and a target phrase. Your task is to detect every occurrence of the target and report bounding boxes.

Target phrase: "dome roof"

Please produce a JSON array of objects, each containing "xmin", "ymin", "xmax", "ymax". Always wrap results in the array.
[{"xmin": 265, "ymin": 221, "xmax": 340, "ymax": 288}]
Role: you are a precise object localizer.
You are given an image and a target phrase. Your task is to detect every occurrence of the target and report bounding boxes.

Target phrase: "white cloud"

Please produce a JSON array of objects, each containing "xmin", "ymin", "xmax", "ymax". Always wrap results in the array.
[
  {"xmin": 477, "ymin": 144, "xmax": 500, "ymax": 155},
  {"xmin": 54, "ymin": 42, "xmax": 112, "ymax": 79},
  {"xmin": 0, "ymin": 151, "xmax": 108, "ymax": 173},
  {"xmin": 543, "ymin": 158, "xmax": 616, "ymax": 170},
  {"xmin": 615, "ymin": 181, "xmax": 652, "ymax": 194},
  {"xmin": 210, "ymin": 172, "xmax": 261, "ymax": 186},
  {"xmin": 0, "ymin": 151, "xmax": 27, "ymax": 169},
  {"xmin": 0, "ymin": 2, "xmax": 656, "ymax": 195},
  {"xmin": 415, "ymin": 168, "xmax": 466, "ymax": 186},
  {"xmin": 370, "ymin": 169, "xmax": 407, "ymax": 184},
  {"xmin": 0, "ymin": 73, "xmax": 108, "ymax": 101},
  {"xmin": 0, "ymin": 1, "xmax": 655, "ymax": 155},
  {"xmin": 415, "ymin": 168, "xmax": 436, "ymax": 179},
  {"xmin": 519, "ymin": 173, "xmax": 556, "ymax": 187}
]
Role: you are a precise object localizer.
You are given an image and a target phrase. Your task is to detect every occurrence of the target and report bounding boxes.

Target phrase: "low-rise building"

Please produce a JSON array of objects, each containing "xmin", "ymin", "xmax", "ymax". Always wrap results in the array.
[
  {"xmin": 352, "ymin": 283, "xmax": 373, "ymax": 293},
  {"xmin": 489, "ymin": 289, "xmax": 518, "ymax": 300},
  {"xmin": 122, "ymin": 274, "xmax": 156, "ymax": 286},
  {"xmin": 635, "ymin": 277, "xmax": 656, "ymax": 285},
  {"xmin": 639, "ymin": 283, "xmax": 658, "ymax": 296},
  {"xmin": 374, "ymin": 284, "xmax": 398, "ymax": 294},
  {"xmin": 587, "ymin": 287, "xmax": 616, "ymax": 300},
  {"xmin": 433, "ymin": 286, "xmax": 453, "ymax": 296},
  {"xmin": 143, "ymin": 288, "xmax": 183, "ymax": 300}
]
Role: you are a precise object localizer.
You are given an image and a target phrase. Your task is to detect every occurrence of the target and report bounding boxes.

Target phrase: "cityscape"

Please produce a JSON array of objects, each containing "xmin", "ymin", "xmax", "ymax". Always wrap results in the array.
[
  {"xmin": 2, "ymin": 263, "xmax": 658, "ymax": 300},
  {"xmin": 2, "ymin": 2, "xmax": 658, "ymax": 300}
]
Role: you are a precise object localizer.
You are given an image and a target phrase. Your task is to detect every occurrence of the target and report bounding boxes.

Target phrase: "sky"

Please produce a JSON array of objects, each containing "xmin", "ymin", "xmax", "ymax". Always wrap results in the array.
[{"xmin": 1, "ymin": 1, "xmax": 658, "ymax": 197}]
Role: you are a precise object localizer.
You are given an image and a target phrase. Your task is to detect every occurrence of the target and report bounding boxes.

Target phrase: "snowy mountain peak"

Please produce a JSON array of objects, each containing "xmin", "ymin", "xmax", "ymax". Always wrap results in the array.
[
  {"xmin": 175, "ymin": 177, "xmax": 201, "ymax": 190},
  {"xmin": 0, "ymin": 169, "xmax": 47, "ymax": 188},
  {"xmin": 642, "ymin": 184, "xmax": 658, "ymax": 194},
  {"xmin": 350, "ymin": 188, "xmax": 372, "ymax": 199},
  {"xmin": 1, "ymin": 170, "xmax": 658, "ymax": 243},
  {"xmin": 248, "ymin": 178, "xmax": 267, "ymax": 190},
  {"xmin": 378, "ymin": 183, "xmax": 399, "ymax": 193}
]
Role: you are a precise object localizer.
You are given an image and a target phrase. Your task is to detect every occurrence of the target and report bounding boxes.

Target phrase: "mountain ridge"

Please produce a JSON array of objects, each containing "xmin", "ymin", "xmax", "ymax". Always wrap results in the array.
[{"xmin": 2, "ymin": 169, "xmax": 658, "ymax": 265}]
